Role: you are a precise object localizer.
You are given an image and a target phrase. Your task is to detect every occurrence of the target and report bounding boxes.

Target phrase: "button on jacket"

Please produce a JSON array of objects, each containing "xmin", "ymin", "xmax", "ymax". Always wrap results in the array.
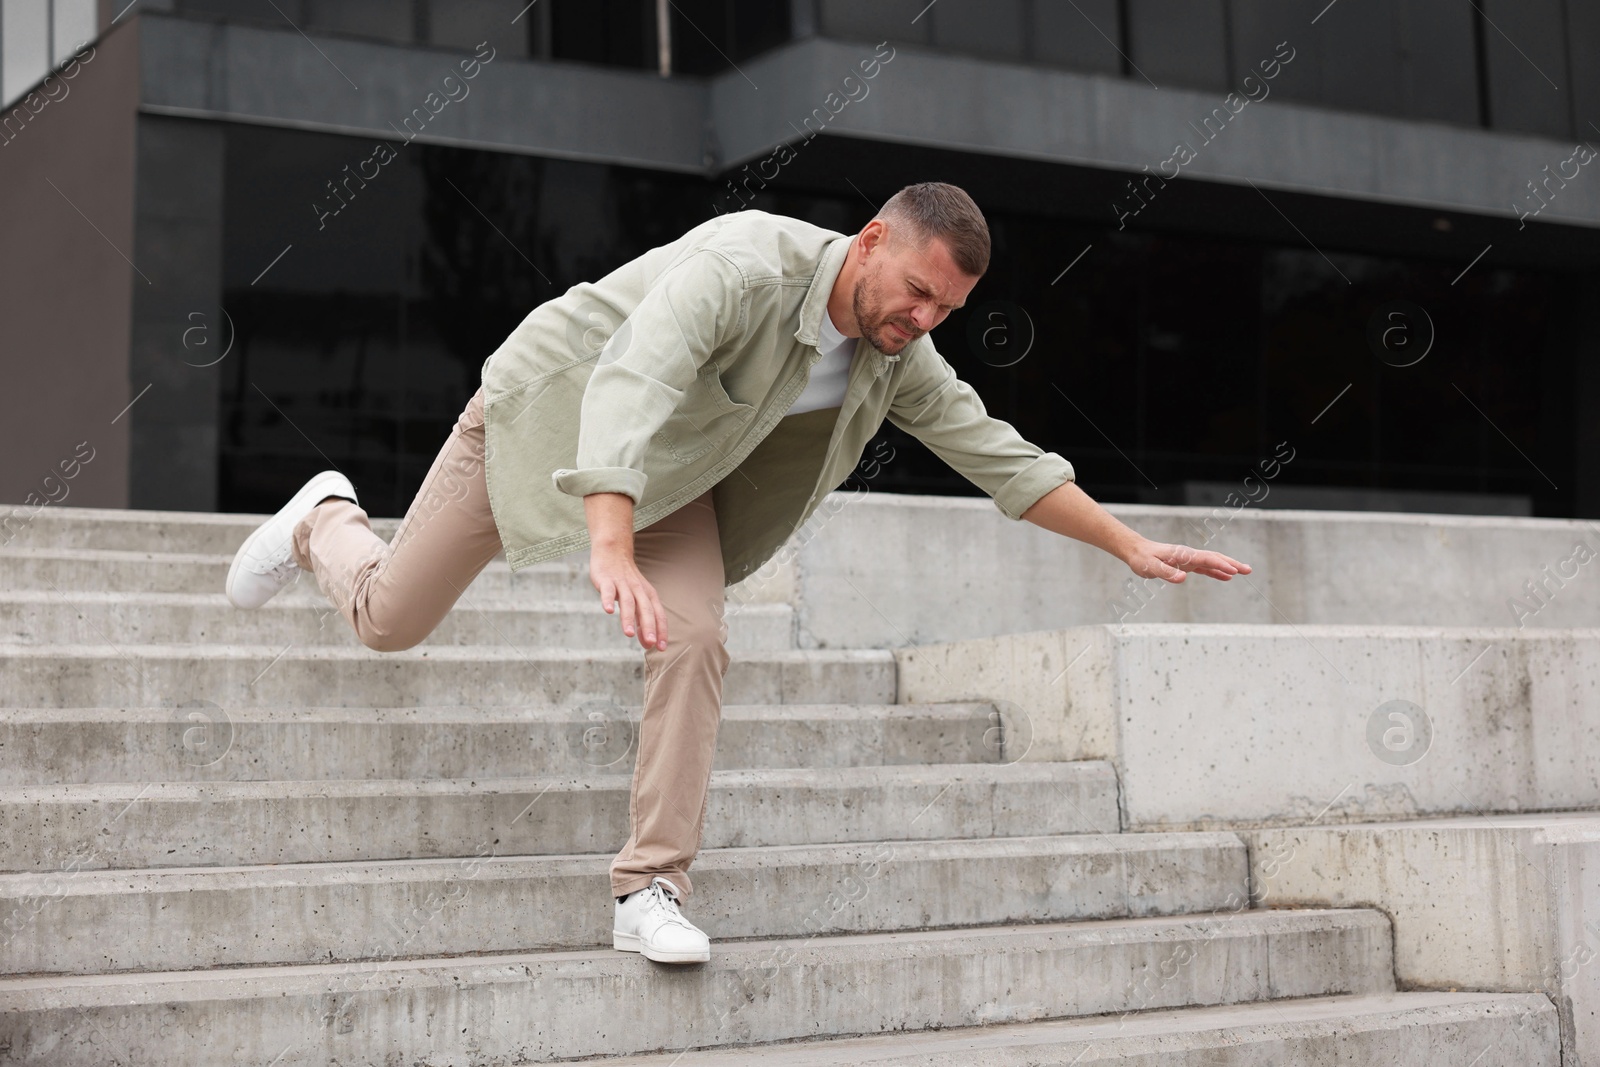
[{"xmin": 478, "ymin": 209, "xmax": 1076, "ymax": 586}]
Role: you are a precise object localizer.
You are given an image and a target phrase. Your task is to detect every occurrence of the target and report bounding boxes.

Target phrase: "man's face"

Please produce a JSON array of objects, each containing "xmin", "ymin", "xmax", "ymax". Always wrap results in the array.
[{"xmin": 852, "ymin": 227, "xmax": 981, "ymax": 355}]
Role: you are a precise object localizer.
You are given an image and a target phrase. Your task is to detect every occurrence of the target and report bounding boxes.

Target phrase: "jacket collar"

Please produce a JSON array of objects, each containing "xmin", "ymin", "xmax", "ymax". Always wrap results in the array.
[
  {"xmin": 795, "ymin": 233, "xmax": 855, "ymax": 348},
  {"xmin": 795, "ymin": 231, "xmax": 906, "ymax": 376}
]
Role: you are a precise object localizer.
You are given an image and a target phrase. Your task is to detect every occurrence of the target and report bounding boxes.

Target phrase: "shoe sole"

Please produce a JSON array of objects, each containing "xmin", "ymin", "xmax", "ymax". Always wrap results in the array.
[
  {"xmin": 612, "ymin": 931, "xmax": 710, "ymax": 964},
  {"xmin": 225, "ymin": 470, "xmax": 357, "ymax": 610}
]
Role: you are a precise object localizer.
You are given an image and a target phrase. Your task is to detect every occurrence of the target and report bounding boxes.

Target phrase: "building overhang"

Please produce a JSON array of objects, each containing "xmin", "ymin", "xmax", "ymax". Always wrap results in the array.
[
  {"xmin": 136, "ymin": 14, "xmax": 1600, "ymax": 235},
  {"xmin": 710, "ymin": 37, "xmax": 1600, "ymax": 233}
]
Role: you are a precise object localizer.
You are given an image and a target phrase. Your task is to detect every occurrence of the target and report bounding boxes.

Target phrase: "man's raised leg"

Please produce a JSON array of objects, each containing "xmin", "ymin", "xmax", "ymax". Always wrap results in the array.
[
  {"xmin": 287, "ymin": 385, "xmax": 503, "ymax": 652},
  {"xmin": 226, "ymin": 384, "xmax": 503, "ymax": 653}
]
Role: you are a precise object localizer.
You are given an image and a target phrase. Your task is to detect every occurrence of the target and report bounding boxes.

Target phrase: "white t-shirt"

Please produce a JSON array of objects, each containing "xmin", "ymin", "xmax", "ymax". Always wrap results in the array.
[{"xmin": 788, "ymin": 309, "xmax": 855, "ymax": 415}]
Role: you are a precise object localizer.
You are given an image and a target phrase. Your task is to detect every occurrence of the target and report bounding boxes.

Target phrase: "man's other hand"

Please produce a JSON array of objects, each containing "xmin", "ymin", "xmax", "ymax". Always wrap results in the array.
[
  {"xmin": 585, "ymin": 491, "xmax": 668, "ymax": 651},
  {"xmin": 1124, "ymin": 538, "xmax": 1251, "ymax": 583}
]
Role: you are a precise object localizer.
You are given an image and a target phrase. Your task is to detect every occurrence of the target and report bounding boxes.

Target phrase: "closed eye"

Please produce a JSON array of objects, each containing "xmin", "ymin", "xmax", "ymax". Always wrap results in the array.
[{"xmin": 910, "ymin": 283, "xmax": 959, "ymax": 313}]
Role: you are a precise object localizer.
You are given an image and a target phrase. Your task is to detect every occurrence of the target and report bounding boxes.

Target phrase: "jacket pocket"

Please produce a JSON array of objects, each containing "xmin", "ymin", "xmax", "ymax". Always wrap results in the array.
[{"xmin": 654, "ymin": 366, "xmax": 756, "ymax": 464}]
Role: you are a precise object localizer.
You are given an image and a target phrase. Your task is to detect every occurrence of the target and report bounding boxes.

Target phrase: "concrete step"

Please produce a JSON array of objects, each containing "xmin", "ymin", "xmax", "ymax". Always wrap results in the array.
[
  {"xmin": 0, "ymin": 643, "xmax": 896, "ymax": 707},
  {"xmin": 0, "ymin": 761, "xmax": 1119, "ymax": 871},
  {"xmin": 1248, "ymin": 812, "xmax": 1600, "ymax": 1063},
  {"xmin": 0, "ymin": 543, "xmax": 795, "ymax": 605},
  {"xmin": 0, "ymin": 702, "xmax": 1009, "ymax": 784},
  {"xmin": 0, "ymin": 832, "xmax": 1246, "ymax": 974},
  {"xmin": 0, "ymin": 589, "xmax": 795, "ymax": 651},
  {"xmin": 0, "ymin": 909, "xmax": 1393, "ymax": 1064},
  {"xmin": 0, "ymin": 545, "xmax": 607, "ymax": 600},
  {"xmin": 1, "ymin": 505, "xmax": 400, "ymax": 556},
  {"xmin": 602, "ymin": 992, "xmax": 1559, "ymax": 1066},
  {"xmin": 899, "ymin": 622, "xmax": 1600, "ymax": 829}
]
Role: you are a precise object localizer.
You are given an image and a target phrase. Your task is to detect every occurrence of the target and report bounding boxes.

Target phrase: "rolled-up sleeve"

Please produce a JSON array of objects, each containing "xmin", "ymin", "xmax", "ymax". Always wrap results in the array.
[
  {"xmin": 886, "ymin": 344, "xmax": 1075, "ymax": 521},
  {"xmin": 551, "ymin": 248, "xmax": 747, "ymax": 502}
]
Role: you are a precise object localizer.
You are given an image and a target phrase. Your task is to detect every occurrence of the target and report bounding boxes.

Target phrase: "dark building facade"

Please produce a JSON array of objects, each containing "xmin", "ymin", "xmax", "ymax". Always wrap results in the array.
[{"xmin": 4, "ymin": 0, "xmax": 1599, "ymax": 522}]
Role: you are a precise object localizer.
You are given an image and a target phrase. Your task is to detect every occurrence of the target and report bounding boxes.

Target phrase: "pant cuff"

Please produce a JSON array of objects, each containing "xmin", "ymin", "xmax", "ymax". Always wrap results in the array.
[
  {"xmin": 611, "ymin": 873, "xmax": 689, "ymax": 900},
  {"xmin": 290, "ymin": 508, "xmax": 319, "ymax": 571}
]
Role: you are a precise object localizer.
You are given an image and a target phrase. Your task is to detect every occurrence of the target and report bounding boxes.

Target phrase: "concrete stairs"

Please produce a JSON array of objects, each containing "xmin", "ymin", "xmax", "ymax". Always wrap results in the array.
[
  {"xmin": 0, "ymin": 589, "xmax": 799, "ymax": 650},
  {"xmin": 0, "ymin": 502, "xmax": 1569, "ymax": 1064}
]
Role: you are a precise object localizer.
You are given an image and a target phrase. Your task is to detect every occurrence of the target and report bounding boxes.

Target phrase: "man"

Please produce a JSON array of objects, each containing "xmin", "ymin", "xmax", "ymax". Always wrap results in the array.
[{"xmin": 225, "ymin": 182, "xmax": 1249, "ymax": 965}]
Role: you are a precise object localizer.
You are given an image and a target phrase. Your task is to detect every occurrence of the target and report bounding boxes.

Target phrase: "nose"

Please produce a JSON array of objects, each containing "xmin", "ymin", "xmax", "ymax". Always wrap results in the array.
[{"xmin": 909, "ymin": 303, "xmax": 935, "ymax": 333}]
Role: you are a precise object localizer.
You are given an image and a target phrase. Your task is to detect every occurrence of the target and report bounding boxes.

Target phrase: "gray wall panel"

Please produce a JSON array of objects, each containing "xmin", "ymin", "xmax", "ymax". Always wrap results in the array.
[
  {"xmin": 1481, "ymin": 0, "xmax": 1570, "ymax": 138},
  {"xmin": 1227, "ymin": 0, "xmax": 1316, "ymax": 101},
  {"xmin": 1396, "ymin": 0, "xmax": 1479, "ymax": 125},
  {"xmin": 425, "ymin": 0, "xmax": 532, "ymax": 59},
  {"xmin": 1032, "ymin": 0, "xmax": 1123, "ymax": 75},
  {"xmin": 1232, "ymin": 0, "xmax": 1479, "ymax": 127},
  {"xmin": 1233, "ymin": 0, "xmax": 1414, "ymax": 116},
  {"xmin": 931, "ymin": 0, "xmax": 1025, "ymax": 63},
  {"xmin": 1563, "ymin": 0, "xmax": 1600, "ymax": 144},
  {"xmin": 1127, "ymin": 0, "xmax": 1229, "ymax": 92},
  {"xmin": 790, "ymin": 0, "xmax": 818, "ymax": 39},
  {"xmin": 817, "ymin": 0, "xmax": 932, "ymax": 46},
  {"xmin": 303, "ymin": 0, "xmax": 415, "ymax": 43},
  {"xmin": 1315, "ymin": 0, "xmax": 1412, "ymax": 118}
]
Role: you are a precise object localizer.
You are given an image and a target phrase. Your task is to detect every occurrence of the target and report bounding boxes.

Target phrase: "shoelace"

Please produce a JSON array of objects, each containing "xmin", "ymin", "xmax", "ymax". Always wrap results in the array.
[
  {"xmin": 264, "ymin": 557, "xmax": 299, "ymax": 583},
  {"xmin": 248, "ymin": 546, "xmax": 300, "ymax": 582},
  {"xmin": 643, "ymin": 880, "xmax": 696, "ymax": 931}
]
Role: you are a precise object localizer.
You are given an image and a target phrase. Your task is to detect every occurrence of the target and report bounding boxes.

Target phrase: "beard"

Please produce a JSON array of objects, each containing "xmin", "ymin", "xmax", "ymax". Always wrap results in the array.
[{"xmin": 852, "ymin": 267, "xmax": 923, "ymax": 354}]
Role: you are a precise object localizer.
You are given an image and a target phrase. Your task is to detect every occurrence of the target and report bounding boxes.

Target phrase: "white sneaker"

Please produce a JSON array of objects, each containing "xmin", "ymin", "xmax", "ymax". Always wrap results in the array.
[
  {"xmin": 225, "ymin": 470, "xmax": 358, "ymax": 610},
  {"xmin": 613, "ymin": 876, "xmax": 711, "ymax": 963}
]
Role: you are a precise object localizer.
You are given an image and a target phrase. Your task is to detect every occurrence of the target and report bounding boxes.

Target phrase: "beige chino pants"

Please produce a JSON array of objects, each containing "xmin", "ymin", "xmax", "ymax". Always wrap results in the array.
[{"xmin": 289, "ymin": 383, "xmax": 730, "ymax": 901}]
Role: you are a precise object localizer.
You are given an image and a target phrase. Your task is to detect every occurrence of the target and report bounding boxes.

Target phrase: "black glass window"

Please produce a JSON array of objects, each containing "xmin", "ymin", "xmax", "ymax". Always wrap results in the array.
[
  {"xmin": 216, "ymin": 124, "xmax": 716, "ymax": 516},
  {"xmin": 216, "ymin": 122, "xmax": 1576, "ymax": 521},
  {"xmin": 670, "ymin": 0, "xmax": 793, "ymax": 75},
  {"xmin": 548, "ymin": 0, "xmax": 654, "ymax": 69}
]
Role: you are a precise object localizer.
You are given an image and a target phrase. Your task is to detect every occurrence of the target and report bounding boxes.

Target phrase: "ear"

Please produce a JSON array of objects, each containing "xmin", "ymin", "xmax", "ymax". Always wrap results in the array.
[{"xmin": 858, "ymin": 218, "xmax": 890, "ymax": 257}]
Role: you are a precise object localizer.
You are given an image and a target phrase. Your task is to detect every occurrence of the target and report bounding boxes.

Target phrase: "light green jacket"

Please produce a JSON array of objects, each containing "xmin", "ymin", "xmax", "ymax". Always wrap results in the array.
[{"xmin": 478, "ymin": 209, "xmax": 1076, "ymax": 585}]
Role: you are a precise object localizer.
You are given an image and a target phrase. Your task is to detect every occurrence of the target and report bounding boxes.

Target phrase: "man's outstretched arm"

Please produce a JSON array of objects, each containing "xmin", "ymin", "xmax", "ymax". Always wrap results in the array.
[{"xmin": 1020, "ymin": 479, "xmax": 1250, "ymax": 583}]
